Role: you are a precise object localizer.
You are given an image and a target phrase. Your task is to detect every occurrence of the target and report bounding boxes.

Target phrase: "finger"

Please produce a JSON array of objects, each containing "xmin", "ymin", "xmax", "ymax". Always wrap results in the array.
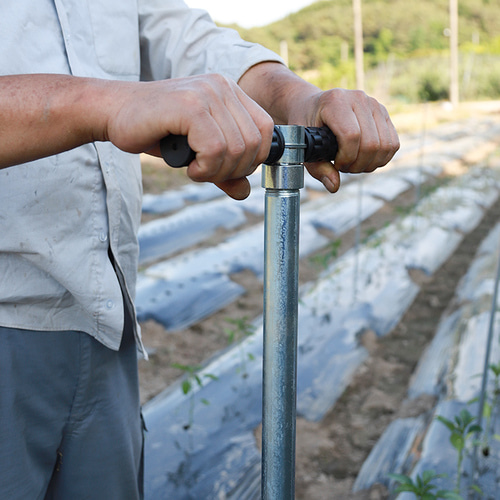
[
  {"xmin": 384, "ymin": 108, "xmax": 401, "ymax": 163},
  {"xmin": 234, "ymin": 89, "xmax": 274, "ymax": 167},
  {"xmin": 169, "ymin": 78, "xmax": 251, "ymax": 183},
  {"xmin": 346, "ymin": 107, "xmax": 381, "ymax": 174},
  {"xmin": 331, "ymin": 113, "xmax": 362, "ymax": 173},
  {"xmin": 315, "ymin": 90, "xmax": 363, "ymax": 173},
  {"xmin": 214, "ymin": 177, "xmax": 252, "ymax": 200},
  {"xmin": 316, "ymin": 89, "xmax": 398, "ymax": 174},
  {"xmin": 340, "ymin": 92, "xmax": 399, "ymax": 173},
  {"xmin": 305, "ymin": 161, "xmax": 341, "ymax": 193},
  {"xmin": 209, "ymin": 86, "xmax": 272, "ymax": 180},
  {"xmin": 190, "ymin": 84, "xmax": 272, "ymax": 184},
  {"xmin": 362, "ymin": 102, "xmax": 399, "ymax": 172},
  {"xmin": 187, "ymin": 114, "xmax": 239, "ymax": 182}
]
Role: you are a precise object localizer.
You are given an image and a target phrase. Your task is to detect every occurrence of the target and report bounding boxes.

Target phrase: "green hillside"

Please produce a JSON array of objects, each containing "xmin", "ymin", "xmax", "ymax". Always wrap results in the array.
[{"xmin": 222, "ymin": 0, "xmax": 500, "ymax": 103}]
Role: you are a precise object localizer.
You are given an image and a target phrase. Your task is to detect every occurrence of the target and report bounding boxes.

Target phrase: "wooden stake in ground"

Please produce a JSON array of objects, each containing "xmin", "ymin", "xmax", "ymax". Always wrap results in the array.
[
  {"xmin": 352, "ymin": 0, "xmax": 364, "ymax": 91},
  {"xmin": 449, "ymin": 0, "xmax": 459, "ymax": 108}
]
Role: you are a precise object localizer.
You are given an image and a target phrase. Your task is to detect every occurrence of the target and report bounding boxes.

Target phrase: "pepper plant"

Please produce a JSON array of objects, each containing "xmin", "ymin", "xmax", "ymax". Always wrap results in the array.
[
  {"xmin": 224, "ymin": 316, "xmax": 256, "ymax": 379},
  {"xmin": 480, "ymin": 362, "xmax": 500, "ymax": 456},
  {"xmin": 389, "ymin": 470, "xmax": 463, "ymax": 499},
  {"xmin": 436, "ymin": 408, "xmax": 482, "ymax": 494},
  {"xmin": 172, "ymin": 362, "xmax": 218, "ymax": 430}
]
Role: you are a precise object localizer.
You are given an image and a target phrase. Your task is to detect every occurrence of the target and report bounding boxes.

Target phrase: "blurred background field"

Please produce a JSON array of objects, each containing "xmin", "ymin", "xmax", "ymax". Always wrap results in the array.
[
  {"xmin": 140, "ymin": 2, "xmax": 500, "ymax": 497},
  {"xmin": 216, "ymin": 0, "xmax": 500, "ymax": 107}
]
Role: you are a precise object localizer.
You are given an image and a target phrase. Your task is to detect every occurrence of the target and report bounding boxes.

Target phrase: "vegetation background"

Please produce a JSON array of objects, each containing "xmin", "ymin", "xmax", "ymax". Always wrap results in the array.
[{"xmin": 220, "ymin": 0, "xmax": 500, "ymax": 106}]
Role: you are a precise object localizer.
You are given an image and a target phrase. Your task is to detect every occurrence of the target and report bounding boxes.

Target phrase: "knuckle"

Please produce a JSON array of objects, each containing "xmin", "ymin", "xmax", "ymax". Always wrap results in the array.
[
  {"xmin": 355, "ymin": 89, "xmax": 369, "ymax": 101},
  {"xmin": 258, "ymin": 109, "xmax": 274, "ymax": 129},
  {"xmin": 344, "ymin": 128, "xmax": 361, "ymax": 145},
  {"xmin": 228, "ymin": 139, "xmax": 246, "ymax": 160},
  {"xmin": 211, "ymin": 137, "xmax": 228, "ymax": 159},
  {"xmin": 210, "ymin": 73, "xmax": 229, "ymax": 86},
  {"xmin": 365, "ymin": 138, "xmax": 381, "ymax": 155},
  {"xmin": 246, "ymin": 128, "xmax": 262, "ymax": 152},
  {"xmin": 366, "ymin": 94, "xmax": 379, "ymax": 106},
  {"xmin": 382, "ymin": 136, "xmax": 400, "ymax": 158},
  {"xmin": 207, "ymin": 73, "xmax": 233, "ymax": 94},
  {"xmin": 181, "ymin": 88, "xmax": 203, "ymax": 109},
  {"xmin": 262, "ymin": 118, "xmax": 275, "ymax": 140},
  {"xmin": 378, "ymin": 101, "xmax": 390, "ymax": 116},
  {"xmin": 187, "ymin": 75, "xmax": 227, "ymax": 101}
]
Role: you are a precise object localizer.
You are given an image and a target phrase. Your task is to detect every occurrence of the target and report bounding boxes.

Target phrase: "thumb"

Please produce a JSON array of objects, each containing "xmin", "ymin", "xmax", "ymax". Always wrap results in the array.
[
  {"xmin": 215, "ymin": 178, "xmax": 252, "ymax": 200},
  {"xmin": 306, "ymin": 161, "xmax": 341, "ymax": 193}
]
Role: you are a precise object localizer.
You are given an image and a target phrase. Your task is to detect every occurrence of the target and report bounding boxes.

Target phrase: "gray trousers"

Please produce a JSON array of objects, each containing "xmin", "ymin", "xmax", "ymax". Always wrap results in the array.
[{"xmin": 0, "ymin": 313, "xmax": 144, "ymax": 500}]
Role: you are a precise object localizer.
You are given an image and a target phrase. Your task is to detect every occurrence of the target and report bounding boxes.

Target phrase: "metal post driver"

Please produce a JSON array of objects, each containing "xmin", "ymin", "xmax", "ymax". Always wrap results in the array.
[{"xmin": 161, "ymin": 125, "xmax": 337, "ymax": 500}]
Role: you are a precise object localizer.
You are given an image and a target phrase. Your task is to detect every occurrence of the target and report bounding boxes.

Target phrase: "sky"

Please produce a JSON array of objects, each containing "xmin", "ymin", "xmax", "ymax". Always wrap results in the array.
[{"xmin": 185, "ymin": 0, "xmax": 316, "ymax": 29}]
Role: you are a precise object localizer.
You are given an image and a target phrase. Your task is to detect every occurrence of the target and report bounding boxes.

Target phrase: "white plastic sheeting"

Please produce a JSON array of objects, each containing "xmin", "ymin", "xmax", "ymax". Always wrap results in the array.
[
  {"xmin": 144, "ymin": 324, "xmax": 265, "ymax": 499},
  {"xmin": 354, "ymin": 223, "xmax": 500, "ymax": 498},
  {"xmin": 135, "ymin": 220, "xmax": 329, "ymax": 329},
  {"xmin": 139, "ymin": 156, "xmax": 500, "ymax": 335},
  {"xmin": 136, "ymin": 170, "xmax": 415, "ymax": 330},
  {"xmin": 140, "ymin": 119, "xmax": 500, "ymax": 498},
  {"xmin": 141, "ymin": 170, "xmax": 263, "ymax": 214},
  {"xmin": 135, "ymin": 273, "xmax": 245, "ymax": 331},
  {"xmin": 143, "ymin": 168, "xmax": 500, "ymax": 499},
  {"xmin": 408, "ymin": 309, "xmax": 461, "ymax": 399},
  {"xmin": 357, "ymin": 171, "xmax": 412, "ymax": 201},
  {"xmin": 353, "ymin": 417, "xmax": 426, "ymax": 493},
  {"xmin": 301, "ymin": 188, "xmax": 384, "ymax": 234},
  {"xmin": 138, "ymin": 198, "xmax": 247, "ymax": 264}
]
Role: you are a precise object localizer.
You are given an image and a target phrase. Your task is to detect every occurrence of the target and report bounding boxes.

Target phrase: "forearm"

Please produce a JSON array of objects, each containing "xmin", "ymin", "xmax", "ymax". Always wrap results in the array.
[
  {"xmin": 0, "ymin": 74, "xmax": 113, "ymax": 168},
  {"xmin": 0, "ymin": 72, "xmax": 277, "ymax": 200},
  {"xmin": 238, "ymin": 62, "xmax": 321, "ymax": 126}
]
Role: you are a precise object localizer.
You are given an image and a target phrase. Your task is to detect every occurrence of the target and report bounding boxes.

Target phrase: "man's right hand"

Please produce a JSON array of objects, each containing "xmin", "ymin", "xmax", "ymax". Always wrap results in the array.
[{"xmin": 105, "ymin": 74, "xmax": 274, "ymax": 199}]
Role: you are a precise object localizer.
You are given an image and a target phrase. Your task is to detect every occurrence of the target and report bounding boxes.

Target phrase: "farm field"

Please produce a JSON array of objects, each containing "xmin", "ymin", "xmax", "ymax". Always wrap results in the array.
[{"xmin": 137, "ymin": 102, "xmax": 500, "ymax": 499}]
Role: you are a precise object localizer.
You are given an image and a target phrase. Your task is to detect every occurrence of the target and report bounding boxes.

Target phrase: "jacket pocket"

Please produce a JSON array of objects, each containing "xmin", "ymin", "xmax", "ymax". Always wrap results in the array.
[{"xmin": 88, "ymin": 0, "xmax": 140, "ymax": 77}]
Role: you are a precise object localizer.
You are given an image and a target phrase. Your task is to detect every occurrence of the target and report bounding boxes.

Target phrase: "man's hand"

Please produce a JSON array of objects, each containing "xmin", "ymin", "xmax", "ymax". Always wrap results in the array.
[
  {"xmin": 290, "ymin": 87, "xmax": 399, "ymax": 193},
  {"xmin": 106, "ymin": 74, "xmax": 274, "ymax": 200},
  {"xmin": 239, "ymin": 62, "xmax": 400, "ymax": 193}
]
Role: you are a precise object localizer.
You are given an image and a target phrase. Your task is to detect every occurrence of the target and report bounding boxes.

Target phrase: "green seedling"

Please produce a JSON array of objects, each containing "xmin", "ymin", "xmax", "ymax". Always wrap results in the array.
[
  {"xmin": 363, "ymin": 227, "xmax": 388, "ymax": 251},
  {"xmin": 309, "ymin": 238, "xmax": 342, "ymax": 269},
  {"xmin": 388, "ymin": 470, "xmax": 463, "ymax": 499},
  {"xmin": 172, "ymin": 363, "xmax": 218, "ymax": 430},
  {"xmin": 362, "ymin": 227, "xmax": 378, "ymax": 242},
  {"xmin": 436, "ymin": 409, "xmax": 482, "ymax": 494},
  {"xmin": 470, "ymin": 362, "xmax": 500, "ymax": 458},
  {"xmin": 224, "ymin": 316, "xmax": 256, "ymax": 379},
  {"xmin": 394, "ymin": 203, "xmax": 415, "ymax": 218},
  {"xmin": 482, "ymin": 362, "xmax": 500, "ymax": 456}
]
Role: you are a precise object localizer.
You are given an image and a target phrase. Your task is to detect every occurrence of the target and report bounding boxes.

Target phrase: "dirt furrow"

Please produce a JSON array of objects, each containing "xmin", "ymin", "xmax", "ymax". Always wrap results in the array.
[{"xmin": 294, "ymin": 182, "xmax": 500, "ymax": 500}]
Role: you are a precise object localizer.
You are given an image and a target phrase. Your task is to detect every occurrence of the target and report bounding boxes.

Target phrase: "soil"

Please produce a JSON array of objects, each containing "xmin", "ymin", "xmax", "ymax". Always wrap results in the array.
[
  {"xmin": 137, "ymin": 107, "xmax": 500, "ymax": 499},
  {"xmin": 294, "ymin": 188, "xmax": 500, "ymax": 500}
]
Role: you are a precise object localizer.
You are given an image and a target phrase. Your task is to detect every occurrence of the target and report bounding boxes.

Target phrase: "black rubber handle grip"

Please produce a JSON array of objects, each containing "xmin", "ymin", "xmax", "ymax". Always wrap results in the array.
[
  {"xmin": 160, "ymin": 126, "xmax": 337, "ymax": 167},
  {"xmin": 303, "ymin": 126, "xmax": 338, "ymax": 163}
]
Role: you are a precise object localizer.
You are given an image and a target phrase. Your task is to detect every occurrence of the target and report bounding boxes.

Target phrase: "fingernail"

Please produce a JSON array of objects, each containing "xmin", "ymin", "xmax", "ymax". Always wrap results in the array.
[{"xmin": 321, "ymin": 176, "xmax": 336, "ymax": 193}]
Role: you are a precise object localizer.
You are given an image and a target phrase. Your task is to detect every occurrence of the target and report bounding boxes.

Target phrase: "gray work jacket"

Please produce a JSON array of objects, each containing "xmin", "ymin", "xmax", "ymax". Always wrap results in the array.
[{"xmin": 0, "ymin": 0, "xmax": 282, "ymax": 353}]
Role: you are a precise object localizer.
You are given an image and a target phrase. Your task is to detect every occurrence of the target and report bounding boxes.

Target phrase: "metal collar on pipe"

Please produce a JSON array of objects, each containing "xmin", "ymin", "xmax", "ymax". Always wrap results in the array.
[{"xmin": 262, "ymin": 125, "xmax": 305, "ymax": 190}]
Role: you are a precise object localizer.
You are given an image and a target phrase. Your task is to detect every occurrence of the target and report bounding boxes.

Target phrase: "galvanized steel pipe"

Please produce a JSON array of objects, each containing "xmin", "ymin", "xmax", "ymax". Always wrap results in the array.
[
  {"xmin": 158, "ymin": 124, "xmax": 337, "ymax": 499},
  {"xmin": 261, "ymin": 125, "xmax": 305, "ymax": 500}
]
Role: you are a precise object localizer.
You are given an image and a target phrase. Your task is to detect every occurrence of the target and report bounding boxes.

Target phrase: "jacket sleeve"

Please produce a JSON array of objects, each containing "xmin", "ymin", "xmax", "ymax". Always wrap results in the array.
[{"xmin": 138, "ymin": 0, "xmax": 284, "ymax": 82}]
